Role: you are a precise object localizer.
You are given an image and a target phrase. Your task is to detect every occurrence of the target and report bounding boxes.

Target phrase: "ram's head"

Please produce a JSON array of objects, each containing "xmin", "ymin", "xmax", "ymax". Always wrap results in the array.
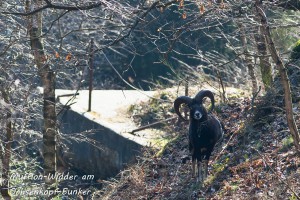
[{"xmin": 174, "ymin": 90, "xmax": 215, "ymax": 121}]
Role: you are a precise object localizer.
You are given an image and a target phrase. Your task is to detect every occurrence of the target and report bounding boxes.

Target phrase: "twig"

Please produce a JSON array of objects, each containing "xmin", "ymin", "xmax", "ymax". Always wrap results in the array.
[
  {"xmin": 217, "ymin": 70, "xmax": 226, "ymax": 103},
  {"xmin": 56, "ymin": 93, "xmax": 79, "ymax": 117},
  {"xmin": 213, "ymin": 129, "xmax": 238, "ymax": 162}
]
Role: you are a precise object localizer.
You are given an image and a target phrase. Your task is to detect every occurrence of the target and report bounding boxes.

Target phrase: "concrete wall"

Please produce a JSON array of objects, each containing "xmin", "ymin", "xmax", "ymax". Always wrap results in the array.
[{"xmin": 59, "ymin": 109, "xmax": 143, "ymax": 179}]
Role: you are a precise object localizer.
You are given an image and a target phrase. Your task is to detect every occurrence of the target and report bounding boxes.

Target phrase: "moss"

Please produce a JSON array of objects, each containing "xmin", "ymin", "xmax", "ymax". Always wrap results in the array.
[
  {"xmin": 279, "ymin": 135, "xmax": 294, "ymax": 152},
  {"xmin": 204, "ymin": 156, "xmax": 230, "ymax": 186},
  {"xmin": 155, "ymin": 135, "xmax": 180, "ymax": 157},
  {"xmin": 291, "ymin": 39, "xmax": 300, "ymax": 60},
  {"xmin": 260, "ymin": 63, "xmax": 273, "ymax": 89}
]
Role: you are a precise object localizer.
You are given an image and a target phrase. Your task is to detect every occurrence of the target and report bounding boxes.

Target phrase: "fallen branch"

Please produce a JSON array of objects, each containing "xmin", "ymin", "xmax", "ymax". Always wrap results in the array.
[
  {"xmin": 57, "ymin": 92, "xmax": 79, "ymax": 98},
  {"xmin": 130, "ymin": 117, "xmax": 176, "ymax": 134}
]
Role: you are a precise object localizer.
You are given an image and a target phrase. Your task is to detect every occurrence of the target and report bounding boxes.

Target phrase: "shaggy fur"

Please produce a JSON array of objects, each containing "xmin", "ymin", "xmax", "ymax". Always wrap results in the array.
[{"xmin": 174, "ymin": 90, "xmax": 223, "ymax": 182}]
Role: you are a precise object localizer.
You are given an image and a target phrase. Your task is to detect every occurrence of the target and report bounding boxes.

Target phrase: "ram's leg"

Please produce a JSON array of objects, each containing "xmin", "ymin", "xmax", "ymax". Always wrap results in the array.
[
  {"xmin": 192, "ymin": 159, "xmax": 196, "ymax": 178},
  {"xmin": 203, "ymin": 159, "xmax": 208, "ymax": 180},
  {"xmin": 197, "ymin": 161, "xmax": 203, "ymax": 183}
]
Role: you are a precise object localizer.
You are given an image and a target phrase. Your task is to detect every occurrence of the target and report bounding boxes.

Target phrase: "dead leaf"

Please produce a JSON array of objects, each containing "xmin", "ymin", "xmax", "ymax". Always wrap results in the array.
[
  {"xmin": 55, "ymin": 51, "xmax": 60, "ymax": 58},
  {"xmin": 200, "ymin": 4, "xmax": 205, "ymax": 14},
  {"xmin": 66, "ymin": 53, "xmax": 72, "ymax": 61}
]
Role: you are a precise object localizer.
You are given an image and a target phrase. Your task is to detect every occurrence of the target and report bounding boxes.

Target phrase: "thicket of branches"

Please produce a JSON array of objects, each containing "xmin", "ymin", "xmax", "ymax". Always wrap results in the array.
[{"xmin": 0, "ymin": 0, "xmax": 299, "ymax": 199}]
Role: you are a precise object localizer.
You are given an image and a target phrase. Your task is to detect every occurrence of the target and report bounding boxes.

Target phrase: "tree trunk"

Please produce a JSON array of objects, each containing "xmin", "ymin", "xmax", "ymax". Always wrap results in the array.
[
  {"xmin": 255, "ymin": 0, "xmax": 300, "ymax": 152},
  {"xmin": 27, "ymin": 0, "xmax": 57, "ymax": 184},
  {"xmin": 40, "ymin": 69, "xmax": 56, "ymax": 185},
  {"xmin": 238, "ymin": 23, "xmax": 258, "ymax": 94},
  {"xmin": 254, "ymin": 15, "xmax": 273, "ymax": 90},
  {"xmin": 0, "ymin": 91, "xmax": 12, "ymax": 200}
]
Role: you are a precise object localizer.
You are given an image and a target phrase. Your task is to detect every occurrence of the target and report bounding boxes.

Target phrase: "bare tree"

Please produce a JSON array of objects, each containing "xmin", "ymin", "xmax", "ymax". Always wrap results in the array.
[
  {"xmin": 254, "ymin": 22, "xmax": 273, "ymax": 90},
  {"xmin": 26, "ymin": 0, "xmax": 57, "ymax": 186},
  {"xmin": 239, "ymin": 23, "xmax": 258, "ymax": 94},
  {"xmin": 0, "ymin": 89, "xmax": 12, "ymax": 200},
  {"xmin": 255, "ymin": 0, "xmax": 300, "ymax": 152}
]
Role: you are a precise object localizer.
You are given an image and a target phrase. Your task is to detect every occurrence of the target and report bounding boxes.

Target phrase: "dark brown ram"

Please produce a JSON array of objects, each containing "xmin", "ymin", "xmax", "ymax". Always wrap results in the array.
[{"xmin": 174, "ymin": 90, "xmax": 223, "ymax": 183}]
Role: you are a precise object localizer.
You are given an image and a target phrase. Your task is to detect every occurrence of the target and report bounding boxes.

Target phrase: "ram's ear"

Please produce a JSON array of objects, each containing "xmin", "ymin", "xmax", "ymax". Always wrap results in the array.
[{"xmin": 174, "ymin": 96, "xmax": 192, "ymax": 120}]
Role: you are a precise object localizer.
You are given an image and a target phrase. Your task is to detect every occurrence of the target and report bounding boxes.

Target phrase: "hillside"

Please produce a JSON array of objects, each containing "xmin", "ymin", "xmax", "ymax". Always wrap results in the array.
[
  {"xmin": 1, "ymin": 1, "xmax": 300, "ymax": 200},
  {"xmin": 94, "ymin": 88, "xmax": 300, "ymax": 200}
]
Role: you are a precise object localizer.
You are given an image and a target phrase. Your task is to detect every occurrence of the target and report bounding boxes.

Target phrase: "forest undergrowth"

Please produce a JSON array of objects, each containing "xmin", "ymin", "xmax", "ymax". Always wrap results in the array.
[{"xmin": 96, "ymin": 88, "xmax": 300, "ymax": 200}]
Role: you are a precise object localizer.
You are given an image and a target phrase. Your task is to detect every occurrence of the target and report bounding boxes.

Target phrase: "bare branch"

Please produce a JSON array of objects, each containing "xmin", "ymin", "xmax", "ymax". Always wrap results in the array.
[{"xmin": 2, "ymin": 1, "xmax": 103, "ymax": 16}]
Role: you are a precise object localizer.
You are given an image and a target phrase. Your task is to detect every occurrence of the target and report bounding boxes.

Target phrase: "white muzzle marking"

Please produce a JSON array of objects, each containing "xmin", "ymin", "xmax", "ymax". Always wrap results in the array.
[{"xmin": 194, "ymin": 111, "xmax": 202, "ymax": 120}]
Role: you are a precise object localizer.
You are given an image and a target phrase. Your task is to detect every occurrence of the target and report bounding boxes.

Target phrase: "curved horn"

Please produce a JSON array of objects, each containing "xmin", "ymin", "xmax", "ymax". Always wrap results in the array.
[
  {"xmin": 174, "ymin": 96, "xmax": 192, "ymax": 120},
  {"xmin": 194, "ymin": 90, "xmax": 215, "ymax": 112}
]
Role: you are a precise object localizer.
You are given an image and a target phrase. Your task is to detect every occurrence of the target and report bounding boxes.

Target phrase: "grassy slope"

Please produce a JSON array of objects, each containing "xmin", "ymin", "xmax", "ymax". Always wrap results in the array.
[{"xmin": 95, "ymin": 89, "xmax": 300, "ymax": 200}]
